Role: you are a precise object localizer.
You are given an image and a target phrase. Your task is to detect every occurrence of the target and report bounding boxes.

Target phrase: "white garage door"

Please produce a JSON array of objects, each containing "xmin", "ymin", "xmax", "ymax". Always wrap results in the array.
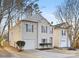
[
  {"xmin": 61, "ymin": 40, "xmax": 67, "ymax": 47},
  {"xmin": 23, "ymin": 40, "xmax": 36, "ymax": 49},
  {"xmin": 60, "ymin": 38, "xmax": 67, "ymax": 47}
]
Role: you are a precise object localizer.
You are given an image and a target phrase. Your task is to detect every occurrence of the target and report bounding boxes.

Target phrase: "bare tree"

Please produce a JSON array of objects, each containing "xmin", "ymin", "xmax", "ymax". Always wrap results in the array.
[
  {"xmin": 0, "ymin": 0, "xmax": 39, "ymax": 41},
  {"xmin": 55, "ymin": 0, "xmax": 79, "ymax": 48}
]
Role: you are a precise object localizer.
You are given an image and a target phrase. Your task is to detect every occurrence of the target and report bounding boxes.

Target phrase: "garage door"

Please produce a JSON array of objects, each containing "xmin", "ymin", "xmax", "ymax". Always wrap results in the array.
[
  {"xmin": 61, "ymin": 40, "xmax": 67, "ymax": 47},
  {"xmin": 60, "ymin": 38, "xmax": 67, "ymax": 47},
  {"xmin": 23, "ymin": 40, "xmax": 36, "ymax": 49}
]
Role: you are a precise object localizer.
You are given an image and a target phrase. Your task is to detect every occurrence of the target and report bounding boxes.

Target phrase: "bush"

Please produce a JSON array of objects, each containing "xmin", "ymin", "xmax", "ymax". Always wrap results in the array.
[
  {"xmin": 16, "ymin": 41, "xmax": 25, "ymax": 51},
  {"xmin": 68, "ymin": 48, "xmax": 76, "ymax": 51},
  {"xmin": 0, "ymin": 36, "xmax": 3, "ymax": 46}
]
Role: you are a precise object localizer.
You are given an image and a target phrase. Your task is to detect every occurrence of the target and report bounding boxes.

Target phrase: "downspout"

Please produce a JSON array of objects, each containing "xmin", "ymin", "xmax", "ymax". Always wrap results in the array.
[
  {"xmin": 67, "ymin": 30, "xmax": 68, "ymax": 48},
  {"xmin": 37, "ymin": 22, "xmax": 38, "ymax": 49}
]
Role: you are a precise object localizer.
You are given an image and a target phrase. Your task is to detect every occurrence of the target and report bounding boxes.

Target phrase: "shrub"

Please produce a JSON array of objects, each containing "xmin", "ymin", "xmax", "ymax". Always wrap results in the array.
[
  {"xmin": 0, "ymin": 36, "xmax": 3, "ymax": 46},
  {"xmin": 16, "ymin": 41, "xmax": 25, "ymax": 51},
  {"xmin": 68, "ymin": 48, "xmax": 76, "ymax": 51}
]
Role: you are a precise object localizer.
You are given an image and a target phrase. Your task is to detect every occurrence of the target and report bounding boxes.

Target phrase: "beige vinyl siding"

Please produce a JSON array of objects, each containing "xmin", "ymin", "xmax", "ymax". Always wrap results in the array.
[
  {"xmin": 21, "ymin": 21, "xmax": 38, "ymax": 48},
  {"xmin": 53, "ymin": 29, "xmax": 61, "ymax": 47},
  {"xmin": 9, "ymin": 24, "xmax": 21, "ymax": 47}
]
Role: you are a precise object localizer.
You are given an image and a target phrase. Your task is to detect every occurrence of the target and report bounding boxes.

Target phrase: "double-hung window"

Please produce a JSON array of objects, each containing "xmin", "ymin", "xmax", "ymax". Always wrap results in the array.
[
  {"xmin": 42, "ymin": 39, "xmax": 47, "ymax": 43},
  {"xmin": 26, "ymin": 24, "xmax": 33, "ymax": 32},
  {"xmin": 41, "ymin": 26, "xmax": 48, "ymax": 33},
  {"xmin": 62, "ymin": 30, "xmax": 66, "ymax": 36}
]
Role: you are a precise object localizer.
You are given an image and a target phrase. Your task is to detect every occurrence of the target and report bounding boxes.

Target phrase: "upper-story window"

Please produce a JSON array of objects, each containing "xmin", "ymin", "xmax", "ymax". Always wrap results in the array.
[
  {"xmin": 41, "ymin": 26, "xmax": 43, "ymax": 33},
  {"xmin": 46, "ymin": 26, "xmax": 48, "ymax": 33},
  {"xmin": 26, "ymin": 24, "xmax": 33, "ymax": 32},
  {"xmin": 48, "ymin": 27, "xmax": 53, "ymax": 34},
  {"xmin": 62, "ymin": 30, "xmax": 66, "ymax": 36},
  {"xmin": 41, "ymin": 26, "xmax": 53, "ymax": 34},
  {"xmin": 41, "ymin": 26, "xmax": 47, "ymax": 33},
  {"xmin": 50, "ymin": 28, "xmax": 53, "ymax": 33}
]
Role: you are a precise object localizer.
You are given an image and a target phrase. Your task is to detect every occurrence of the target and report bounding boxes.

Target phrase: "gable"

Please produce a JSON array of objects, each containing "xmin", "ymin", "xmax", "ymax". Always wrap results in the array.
[
  {"xmin": 22, "ymin": 14, "xmax": 51, "ymax": 26},
  {"xmin": 37, "ymin": 14, "xmax": 51, "ymax": 25}
]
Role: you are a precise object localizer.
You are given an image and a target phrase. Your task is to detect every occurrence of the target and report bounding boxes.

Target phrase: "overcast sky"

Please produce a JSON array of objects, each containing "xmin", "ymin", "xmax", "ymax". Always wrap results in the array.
[{"xmin": 38, "ymin": 0, "xmax": 64, "ymax": 25}]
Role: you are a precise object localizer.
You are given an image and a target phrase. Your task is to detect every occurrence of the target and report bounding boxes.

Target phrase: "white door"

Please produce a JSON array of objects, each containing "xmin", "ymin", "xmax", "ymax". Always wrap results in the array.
[
  {"xmin": 61, "ymin": 40, "xmax": 67, "ymax": 47},
  {"xmin": 23, "ymin": 40, "xmax": 35, "ymax": 49},
  {"xmin": 60, "ymin": 37, "xmax": 67, "ymax": 47}
]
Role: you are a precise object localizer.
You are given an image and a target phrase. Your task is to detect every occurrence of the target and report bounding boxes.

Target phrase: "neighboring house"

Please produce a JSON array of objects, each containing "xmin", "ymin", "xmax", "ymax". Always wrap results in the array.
[
  {"xmin": 53, "ymin": 23, "xmax": 70, "ymax": 48},
  {"xmin": 9, "ymin": 14, "xmax": 53, "ymax": 49}
]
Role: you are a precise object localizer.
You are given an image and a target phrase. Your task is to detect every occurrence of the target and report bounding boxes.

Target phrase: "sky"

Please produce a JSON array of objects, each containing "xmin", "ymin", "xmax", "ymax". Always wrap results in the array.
[
  {"xmin": 38, "ymin": 0, "xmax": 64, "ymax": 25},
  {"xmin": 1, "ymin": 0, "xmax": 64, "ymax": 31}
]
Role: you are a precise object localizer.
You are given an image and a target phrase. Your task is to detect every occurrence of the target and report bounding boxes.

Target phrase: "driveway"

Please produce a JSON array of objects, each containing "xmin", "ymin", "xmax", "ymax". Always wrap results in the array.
[
  {"xmin": 22, "ymin": 50, "xmax": 76, "ymax": 58},
  {"xmin": 3, "ymin": 47, "xmax": 79, "ymax": 58}
]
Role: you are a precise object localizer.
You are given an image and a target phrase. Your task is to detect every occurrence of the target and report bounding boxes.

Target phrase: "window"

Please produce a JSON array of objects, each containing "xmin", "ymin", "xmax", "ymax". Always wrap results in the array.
[
  {"xmin": 62, "ymin": 30, "xmax": 66, "ymax": 36},
  {"xmin": 48, "ymin": 27, "xmax": 53, "ymax": 34},
  {"xmin": 42, "ymin": 39, "xmax": 47, "ymax": 43},
  {"xmin": 50, "ymin": 28, "xmax": 53, "ymax": 33},
  {"xmin": 41, "ymin": 26, "xmax": 48, "ymax": 33},
  {"xmin": 26, "ymin": 24, "xmax": 33, "ymax": 32},
  {"xmin": 26, "ymin": 24, "xmax": 28, "ymax": 32},
  {"xmin": 41, "ymin": 26, "xmax": 43, "ymax": 33},
  {"xmin": 49, "ymin": 37, "xmax": 52, "ymax": 43},
  {"xmin": 43, "ymin": 26, "xmax": 46, "ymax": 33},
  {"xmin": 46, "ymin": 26, "xmax": 47, "ymax": 33}
]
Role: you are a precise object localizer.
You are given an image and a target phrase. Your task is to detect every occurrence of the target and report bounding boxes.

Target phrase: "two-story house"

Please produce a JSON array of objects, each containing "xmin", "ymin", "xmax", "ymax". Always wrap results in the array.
[{"xmin": 9, "ymin": 14, "xmax": 53, "ymax": 50}]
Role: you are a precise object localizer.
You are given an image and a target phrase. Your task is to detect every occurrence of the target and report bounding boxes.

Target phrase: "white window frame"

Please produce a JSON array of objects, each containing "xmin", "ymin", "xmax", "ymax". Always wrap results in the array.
[{"xmin": 26, "ymin": 24, "xmax": 33, "ymax": 32}]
